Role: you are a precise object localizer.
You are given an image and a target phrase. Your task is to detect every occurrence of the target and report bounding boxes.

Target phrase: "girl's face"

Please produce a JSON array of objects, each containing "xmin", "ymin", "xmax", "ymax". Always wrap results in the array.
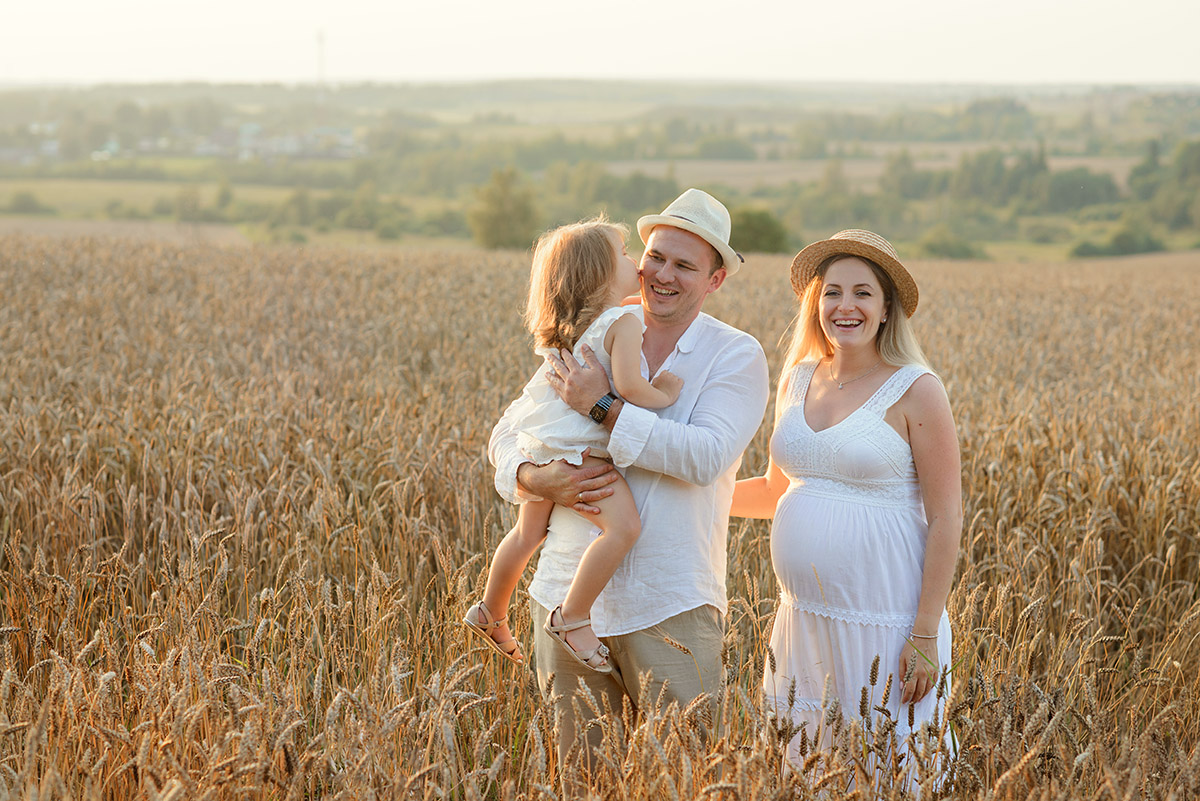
[
  {"xmin": 819, "ymin": 257, "xmax": 889, "ymax": 351},
  {"xmin": 611, "ymin": 234, "xmax": 641, "ymax": 300}
]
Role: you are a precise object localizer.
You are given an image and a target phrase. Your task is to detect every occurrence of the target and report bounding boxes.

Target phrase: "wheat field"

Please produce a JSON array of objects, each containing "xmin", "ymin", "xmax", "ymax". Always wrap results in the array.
[{"xmin": 1, "ymin": 233, "xmax": 1198, "ymax": 799}]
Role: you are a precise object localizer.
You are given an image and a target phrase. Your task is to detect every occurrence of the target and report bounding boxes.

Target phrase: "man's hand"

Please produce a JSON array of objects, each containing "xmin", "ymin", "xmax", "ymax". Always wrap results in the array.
[
  {"xmin": 516, "ymin": 449, "xmax": 618, "ymax": 515},
  {"xmin": 545, "ymin": 345, "xmax": 612, "ymax": 417}
]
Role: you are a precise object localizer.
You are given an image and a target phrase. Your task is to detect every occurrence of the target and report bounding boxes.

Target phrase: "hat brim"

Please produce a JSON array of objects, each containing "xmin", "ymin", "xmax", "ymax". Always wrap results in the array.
[
  {"xmin": 790, "ymin": 239, "xmax": 918, "ymax": 317},
  {"xmin": 637, "ymin": 214, "xmax": 742, "ymax": 275}
]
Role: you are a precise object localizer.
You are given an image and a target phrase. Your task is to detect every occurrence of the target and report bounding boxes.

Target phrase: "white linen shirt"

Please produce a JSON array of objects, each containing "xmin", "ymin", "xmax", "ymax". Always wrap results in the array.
[{"xmin": 488, "ymin": 306, "xmax": 769, "ymax": 636}]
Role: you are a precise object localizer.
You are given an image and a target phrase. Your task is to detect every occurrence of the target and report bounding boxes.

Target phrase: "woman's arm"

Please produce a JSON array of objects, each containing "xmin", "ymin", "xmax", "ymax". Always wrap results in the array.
[
  {"xmin": 899, "ymin": 373, "xmax": 963, "ymax": 704},
  {"xmin": 731, "ymin": 372, "xmax": 793, "ymax": 518},
  {"xmin": 606, "ymin": 312, "xmax": 680, "ymax": 409},
  {"xmin": 731, "ymin": 457, "xmax": 788, "ymax": 519}
]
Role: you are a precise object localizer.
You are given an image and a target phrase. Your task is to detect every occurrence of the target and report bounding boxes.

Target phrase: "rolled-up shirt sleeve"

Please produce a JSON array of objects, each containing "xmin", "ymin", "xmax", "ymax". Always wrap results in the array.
[
  {"xmin": 488, "ymin": 382, "xmax": 542, "ymax": 504},
  {"xmin": 608, "ymin": 337, "xmax": 769, "ymax": 485}
]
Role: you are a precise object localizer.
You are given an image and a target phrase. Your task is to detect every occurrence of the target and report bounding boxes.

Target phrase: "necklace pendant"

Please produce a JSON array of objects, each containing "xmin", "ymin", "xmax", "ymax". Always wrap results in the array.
[{"xmin": 837, "ymin": 382, "xmax": 844, "ymax": 390}]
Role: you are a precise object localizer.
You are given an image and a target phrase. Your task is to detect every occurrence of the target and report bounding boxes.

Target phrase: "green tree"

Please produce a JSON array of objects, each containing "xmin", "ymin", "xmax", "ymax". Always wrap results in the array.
[
  {"xmin": 216, "ymin": 180, "xmax": 234, "ymax": 211},
  {"xmin": 694, "ymin": 135, "xmax": 756, "ymax": 160},
  {"xmin": 730, "ymin": 207, "xmax": 790, "ymax": 254},
  {"xmin": 1128, "ymin": 139, "xmax": 1164, "ymax": 201},
  {"xmin": 8, "ymin": 191, "xmax": 53, "ymax": 215},
  {"xmin": 468, "ymin": 168, "xmax": 538, "ymax": 249},
  {"xmin": 175, "ymin": 187, "xmax": 202, "ymax": 222},
  {"xmin": 1043, "ymin": 168, "xmax": 1119, "ymax": 213}
]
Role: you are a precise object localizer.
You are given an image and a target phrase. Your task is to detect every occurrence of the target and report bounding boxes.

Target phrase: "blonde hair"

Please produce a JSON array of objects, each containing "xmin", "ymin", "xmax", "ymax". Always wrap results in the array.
[
  {"xmin": 524, "ymin": 218, "xmax": 628, "ymax": 352},
  {"xmin": 783, "ymin": 255, "xmax": 929, "ymax": 372}
]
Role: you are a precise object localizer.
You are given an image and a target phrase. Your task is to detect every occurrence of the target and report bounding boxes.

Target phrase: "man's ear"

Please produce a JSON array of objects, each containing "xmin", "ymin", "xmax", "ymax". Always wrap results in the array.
[{"xmin": 706, "ymin": 268, "xmax": 728, "ymax": 295}]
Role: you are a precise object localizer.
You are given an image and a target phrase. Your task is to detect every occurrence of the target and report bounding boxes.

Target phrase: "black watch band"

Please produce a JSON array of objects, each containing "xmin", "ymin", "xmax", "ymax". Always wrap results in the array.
[{"xmin": 588, "ymin": 392, "xmax": 617, "ymax": 424}]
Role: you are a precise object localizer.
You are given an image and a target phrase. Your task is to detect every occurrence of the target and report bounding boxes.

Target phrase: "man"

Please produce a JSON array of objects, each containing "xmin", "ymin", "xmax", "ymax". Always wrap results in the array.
[{"xmin": 487, "ymin": 188, "xmax": 769, "ymax": 787}]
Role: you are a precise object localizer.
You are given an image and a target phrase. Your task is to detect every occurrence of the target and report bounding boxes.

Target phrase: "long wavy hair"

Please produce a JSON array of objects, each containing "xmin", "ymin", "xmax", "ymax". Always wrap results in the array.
[
  {"xmin": 783, "ymin": 254, "xmax": 928, "ymax": 372},
  {"xmin": 524, "ymin": 218, "xmax": 628, "ymax": 352}
]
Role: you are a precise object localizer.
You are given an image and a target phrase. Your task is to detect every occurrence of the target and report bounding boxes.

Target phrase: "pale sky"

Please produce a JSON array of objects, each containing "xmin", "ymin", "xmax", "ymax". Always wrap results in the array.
[{"xmin": 3, "ymin": 0, "xmax": 1198, "ymax": 86}]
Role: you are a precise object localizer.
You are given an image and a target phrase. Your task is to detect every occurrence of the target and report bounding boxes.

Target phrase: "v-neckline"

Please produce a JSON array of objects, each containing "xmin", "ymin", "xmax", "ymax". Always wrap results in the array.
[{"xmin": 800, "ymin": 361, "xmax": 899, "ymax": 434}]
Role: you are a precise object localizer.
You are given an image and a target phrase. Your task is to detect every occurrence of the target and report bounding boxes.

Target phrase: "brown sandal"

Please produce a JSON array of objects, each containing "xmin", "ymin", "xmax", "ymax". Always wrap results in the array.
[
  {"xmin": 462, "ymin": 601, "xmax": 523, "ymax": 665},
  {"xmin": 543, "ymin": 605, "xmax": 612, "ymax": 674}
]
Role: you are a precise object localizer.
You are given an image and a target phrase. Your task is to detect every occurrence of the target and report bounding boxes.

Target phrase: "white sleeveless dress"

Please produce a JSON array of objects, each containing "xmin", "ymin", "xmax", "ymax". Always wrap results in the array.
[
  {"xmin": 509, "ymin": 305, "xmax": 641, "ymax": 466},
  {"xmin": 765, "ymin": 360, "xmax": 952, "ymax": 753}
]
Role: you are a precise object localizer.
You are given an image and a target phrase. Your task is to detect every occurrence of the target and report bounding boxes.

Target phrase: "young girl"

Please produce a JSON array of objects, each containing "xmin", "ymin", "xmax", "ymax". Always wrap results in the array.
[{"xmin": 463, "ymin": 218, "xmax": 682, "ymax": 673}]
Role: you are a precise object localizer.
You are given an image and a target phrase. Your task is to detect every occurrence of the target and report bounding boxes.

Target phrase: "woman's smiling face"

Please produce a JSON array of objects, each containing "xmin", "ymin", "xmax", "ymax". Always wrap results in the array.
[{"xmin": 819, "ymin": 256, "xmax": 889, "ymax": 350}]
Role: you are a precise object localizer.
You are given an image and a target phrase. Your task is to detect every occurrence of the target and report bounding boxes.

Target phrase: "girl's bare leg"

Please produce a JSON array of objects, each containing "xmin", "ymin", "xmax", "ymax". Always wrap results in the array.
[
  {"xmin": 474, "ymin": 499, "xmax": 553, "ymax": 653},
  {"xmin": 553, "ymin": 459, "xmax": 641, "ymax": 660}
]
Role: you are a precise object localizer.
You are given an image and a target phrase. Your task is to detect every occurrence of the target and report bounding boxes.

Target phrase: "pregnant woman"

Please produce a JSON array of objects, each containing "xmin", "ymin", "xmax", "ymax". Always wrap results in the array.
[{"xmin": 731, "ymin": 230, "xmax": 962, "ymax": 761}]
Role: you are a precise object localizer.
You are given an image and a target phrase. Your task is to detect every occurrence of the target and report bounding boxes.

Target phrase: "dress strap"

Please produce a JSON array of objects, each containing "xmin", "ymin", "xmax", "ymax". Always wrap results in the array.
[
  {"xmin": 864, "ymin": 365, "xmax": 937, "ymax": 414},
  {"xmin": 783, "ymin": 361, "xmax": 818, "ymax": 406}
]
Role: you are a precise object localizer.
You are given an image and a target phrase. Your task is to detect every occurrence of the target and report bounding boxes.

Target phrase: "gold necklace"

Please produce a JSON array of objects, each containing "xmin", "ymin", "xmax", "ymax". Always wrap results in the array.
[{"xmin": 829, "ymin": 359, "xmax": 882, "ymax": 390}]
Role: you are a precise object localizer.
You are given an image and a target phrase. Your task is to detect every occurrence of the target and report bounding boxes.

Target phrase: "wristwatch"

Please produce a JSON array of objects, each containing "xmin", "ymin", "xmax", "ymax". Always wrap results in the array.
[{"xmin": 588, "ymin": 392, "xmax": 618, "ymax": 424}]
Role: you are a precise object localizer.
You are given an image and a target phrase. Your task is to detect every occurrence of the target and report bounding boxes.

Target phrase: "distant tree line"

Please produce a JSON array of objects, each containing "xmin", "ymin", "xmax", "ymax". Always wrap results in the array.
[{"xmin": 3, "ymin": 87, "xmax": 1200, "ymax": 254}]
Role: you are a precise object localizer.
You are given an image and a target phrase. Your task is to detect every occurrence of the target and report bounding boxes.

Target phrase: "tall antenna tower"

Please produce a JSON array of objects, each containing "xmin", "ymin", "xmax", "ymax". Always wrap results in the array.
[{"xmin": 316, "ymin": 29, "xmax": 327, "ymax": 105}]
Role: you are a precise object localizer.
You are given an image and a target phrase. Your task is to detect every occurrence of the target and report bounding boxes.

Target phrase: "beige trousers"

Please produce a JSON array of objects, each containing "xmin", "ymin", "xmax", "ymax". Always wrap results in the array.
[{"xmin": 530, "ymin": 601, "xmax": 724, "ymax": 794}]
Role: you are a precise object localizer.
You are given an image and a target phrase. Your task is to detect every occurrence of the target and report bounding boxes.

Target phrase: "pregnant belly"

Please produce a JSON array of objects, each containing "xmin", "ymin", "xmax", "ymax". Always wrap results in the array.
[{"xmin": 769, "ymin": 489, "xmax": 927, "ymax": 618}]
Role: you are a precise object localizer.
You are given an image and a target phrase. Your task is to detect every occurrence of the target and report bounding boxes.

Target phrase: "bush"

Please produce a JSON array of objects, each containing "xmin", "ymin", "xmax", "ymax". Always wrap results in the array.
[
  {"xmin": 1070, "ymin": 217, "xmax": 1165, "ymax": 257},
  {"xmin": 8, "ymin": 191, "xmax": 54, "ymax": 215},
  {"xmin": 1022, "ymin": 221, "xmax": 1071, "ymax": 244},
  {"xmin": 104, "ymin": 198, "xmax": 148, "ymax": 220},
  {"xmin": 915, "ymin": 224, "xmax": 986, "ymax": 259},
  {"xmin": 729, "ymin": 207, "xmax": 791, "ymax": 254},
  {"xmin": 421, "ymin": 209, "xmax": 468, "ymax": 238},
  {"xmin": 694, "ymin": 135, "xmax": 757, "ymax": 160},
  {"xmin": 375, "ymin": 216, "xmax": 404, "ymax": 240}
]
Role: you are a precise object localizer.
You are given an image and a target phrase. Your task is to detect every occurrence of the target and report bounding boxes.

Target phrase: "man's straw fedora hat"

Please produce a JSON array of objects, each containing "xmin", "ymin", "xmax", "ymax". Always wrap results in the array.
[
  {"xmin": 790, "ymin": 229, "xmax": 919, "ymax": 317},
  {"xmin": 638, "ymin": 188, "xmax": 744, "ymax": 275}
]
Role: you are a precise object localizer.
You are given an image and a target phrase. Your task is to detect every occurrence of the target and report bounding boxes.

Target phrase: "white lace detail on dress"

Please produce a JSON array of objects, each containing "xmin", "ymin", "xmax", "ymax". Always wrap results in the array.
[
  {"xmin": 773, "ymin": 362, "xmax": 933, "ymax": 509},
  {"xmin": 779, "ymin": 589, "xmax": 917, "ymax": 628},
  {"xmin": 764, "ymin": 693, "xmax": 824, "ymax": 713},
  {"xmin": 862, "ymin": 364, "xmax": 934, "ymax": 415}
]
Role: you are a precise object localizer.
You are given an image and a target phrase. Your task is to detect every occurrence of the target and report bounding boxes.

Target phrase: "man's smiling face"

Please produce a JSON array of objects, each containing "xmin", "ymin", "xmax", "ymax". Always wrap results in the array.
[{"xmin": 638, "ymin": 226, "xmax": 726, "ymax": 327}]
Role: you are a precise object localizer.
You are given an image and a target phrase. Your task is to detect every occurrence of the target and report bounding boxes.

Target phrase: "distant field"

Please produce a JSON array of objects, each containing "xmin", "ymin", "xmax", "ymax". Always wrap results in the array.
[
  {"xmin": 0, "ymin": 215, "xmax": 249, "ymax": 244},
  {"xmin": 0, "ymin": 178, "xmax": 299, "ymax": 218},
  {"xmin": 606, "ymin": 152, "xmax": 1140, "ymax": 191},
  {"xmin": 2, "ymin": 233, "xmax": 1197, "ymax": 797}
]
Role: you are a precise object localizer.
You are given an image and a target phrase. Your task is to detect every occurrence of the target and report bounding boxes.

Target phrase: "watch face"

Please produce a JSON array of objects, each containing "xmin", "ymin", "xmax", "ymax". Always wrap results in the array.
[{"xmin": 590, "ymin": 393, "xmax": 613, "ymax": 423}]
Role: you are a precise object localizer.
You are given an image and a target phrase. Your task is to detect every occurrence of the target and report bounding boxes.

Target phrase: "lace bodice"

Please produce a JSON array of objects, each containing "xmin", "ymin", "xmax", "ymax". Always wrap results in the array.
[{"xmin": 770, "ymin": 361, "xmax": 933, "ymax": 508}]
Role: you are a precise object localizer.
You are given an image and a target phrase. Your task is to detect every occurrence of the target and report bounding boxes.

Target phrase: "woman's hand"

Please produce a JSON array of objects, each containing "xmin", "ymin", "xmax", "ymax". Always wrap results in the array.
[
  {"xmin": 515, "ymin": 449, "xmax": 618, "ymax": 515},
  {"xmin": 899, "ymin": 636, "xmax": 939, "ymax": 705}
]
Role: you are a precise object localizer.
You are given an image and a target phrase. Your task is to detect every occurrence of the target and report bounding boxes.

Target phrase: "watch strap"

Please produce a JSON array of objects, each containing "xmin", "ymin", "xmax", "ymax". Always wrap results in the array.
[{"xmin": 588, "ymin": 392, "xmax": 617, "ymax": 424}]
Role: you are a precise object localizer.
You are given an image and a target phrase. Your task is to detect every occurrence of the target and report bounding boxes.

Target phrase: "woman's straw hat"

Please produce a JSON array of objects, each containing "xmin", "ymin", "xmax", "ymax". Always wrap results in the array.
[
  {"xmin": 638, "ymin": 188, "xmax": 744, "ymax": 275},
  {"xmin": 790, "ymin": 229, "xmax": 919, "ymax": 317}
]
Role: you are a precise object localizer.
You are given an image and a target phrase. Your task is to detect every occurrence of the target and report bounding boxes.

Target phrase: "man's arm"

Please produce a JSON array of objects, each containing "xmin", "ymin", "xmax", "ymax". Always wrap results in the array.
[
  {"xmin": 547, "ymin": 338, "xmax": 769, "ymax": 485},
  {"xmin": 488, "ymin": 365, "xmax": 619, "ymax": 513}
]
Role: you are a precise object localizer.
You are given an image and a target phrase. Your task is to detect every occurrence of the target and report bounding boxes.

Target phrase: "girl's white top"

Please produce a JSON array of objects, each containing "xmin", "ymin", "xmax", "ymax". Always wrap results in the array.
[{"xmin": 508, "ymin": 305, "xmax": 640, "ymax": 465}]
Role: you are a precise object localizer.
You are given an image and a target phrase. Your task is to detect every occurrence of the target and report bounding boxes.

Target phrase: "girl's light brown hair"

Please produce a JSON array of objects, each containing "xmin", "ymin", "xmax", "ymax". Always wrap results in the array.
[
  {"xmin": 524, "ymin": 218, "xmax": 628, "ymax": 352},
  {"xmin": 783, "ymin": 254, "xmax": 929, "ymax": 372}
]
